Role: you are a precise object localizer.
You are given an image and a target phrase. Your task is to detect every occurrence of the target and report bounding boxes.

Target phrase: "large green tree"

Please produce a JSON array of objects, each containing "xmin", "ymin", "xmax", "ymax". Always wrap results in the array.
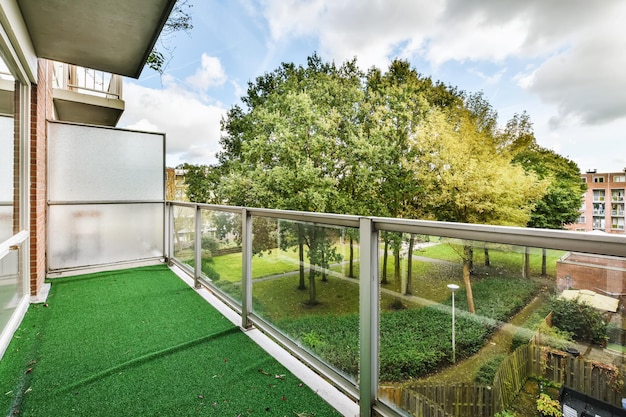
[{"xmin": 405, "ymin": 109, "xmax": 548, "ymax": 312}]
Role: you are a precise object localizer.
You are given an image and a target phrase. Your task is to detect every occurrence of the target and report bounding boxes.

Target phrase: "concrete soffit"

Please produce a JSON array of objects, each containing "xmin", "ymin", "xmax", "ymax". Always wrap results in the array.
[{"xmin": 15, "ymin": 0, "xmax": 176, "ymax": 79}]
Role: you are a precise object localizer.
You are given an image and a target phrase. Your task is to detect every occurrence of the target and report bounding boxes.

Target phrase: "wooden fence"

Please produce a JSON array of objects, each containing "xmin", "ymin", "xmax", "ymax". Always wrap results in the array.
[{"xmin": 384, "ymin": 343, "xmax": 624, "ymax": 416}]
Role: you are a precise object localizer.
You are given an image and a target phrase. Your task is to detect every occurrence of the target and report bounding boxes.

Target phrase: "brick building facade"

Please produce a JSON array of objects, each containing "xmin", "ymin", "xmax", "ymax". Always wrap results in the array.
[{"xmin": 566, "ymin": 170, "xmax": 625, "ymax": 234}]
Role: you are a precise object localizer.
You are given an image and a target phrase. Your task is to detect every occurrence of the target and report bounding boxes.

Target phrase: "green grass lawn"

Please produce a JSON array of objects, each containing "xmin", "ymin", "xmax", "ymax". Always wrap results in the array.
[{"xmin": 0, "ymin": 266, "xmax": 341, "ymax": 417}]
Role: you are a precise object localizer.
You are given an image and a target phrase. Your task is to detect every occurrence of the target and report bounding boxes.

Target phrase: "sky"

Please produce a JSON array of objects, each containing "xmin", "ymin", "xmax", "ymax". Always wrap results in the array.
[{"xmin": 118, "ymin": 0, "xmax": 626, "ymax": 173}]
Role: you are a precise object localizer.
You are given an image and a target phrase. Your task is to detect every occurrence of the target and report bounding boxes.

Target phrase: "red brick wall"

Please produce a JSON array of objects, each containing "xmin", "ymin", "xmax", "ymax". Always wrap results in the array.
[
  {"xmin": 29, "ymin": 59, "xmax": 53, "ymax": 296},
  {"xmin": 556, "ymin": 253, "xmax": 626, "ymax": 295}
]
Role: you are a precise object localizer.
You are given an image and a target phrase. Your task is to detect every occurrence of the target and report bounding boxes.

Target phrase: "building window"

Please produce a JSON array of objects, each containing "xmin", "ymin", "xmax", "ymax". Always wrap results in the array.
[
  {"xmin": 577, "ymin": 216, "xmax": 585, "ymax": 224},
  {"xmin": 593, "ymin": 189, "xmax": 605, "ymax": 201},
  {"xmin": 593, "ymin": 176, "xmax": 605, "ymax": 183},
  {"xmin": 611, "ymin": 217, "xmax": 624, "ymax": 230},
  {"xmin": 593, "ymin": 218, "xmax": 605, "ymax": 230},
  {"xmin": 612, "ymin": 203, "xmax": 625, "ymax": 216},
  {"xmin": 581, "ymin": 177, "xmax": 587, "ymax": 183},
  {"xmin": 593, "ymin": 203, "xmax": 605, "ymax": 216},
  {"xmin": 611, "ymin": 189, "xmax": 624, "ymax": 202},
  {"xmin": 613, "ymin": 175, "xmax": 625, "ymax": 182}
]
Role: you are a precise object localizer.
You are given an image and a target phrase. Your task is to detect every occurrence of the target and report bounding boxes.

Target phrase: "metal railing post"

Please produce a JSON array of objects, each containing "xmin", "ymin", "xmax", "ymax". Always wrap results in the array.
[
  {"xmin": 241, "ymin": 208, "xmax": 253, "ymax": 329},
  {"xmin": 194, "ymin": 204, "xmax": 202, "ymax": 288},
  {"xmin": 359, "ymin": 217, "xmax": 379, "ymax": 417}
]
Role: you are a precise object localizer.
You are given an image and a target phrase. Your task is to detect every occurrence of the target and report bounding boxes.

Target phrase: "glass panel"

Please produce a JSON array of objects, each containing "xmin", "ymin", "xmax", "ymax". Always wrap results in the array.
[
  {"xmin": 172, "ymin": 205, "xmax": 195, "ymax": 268},
  {"xmin": 199, "ymin": 209, "xmax": 242, "ymax": 302},
  {"xmin": 0, "ymin": 100, "xmax": 14, "ymax": 242},
  {"xmin": 377, "ymin": 234, "xmax": 626, "ymax": 416},
  {"xmin": 48, "ymin": 203, "xmax": 163, "ymax": 270},
  {"xmin": 48, "ymin": 122, "xmax": 164, "ymax": 202},
  {"xmin": 0, "ymin": 247, "xmax": 22, "ymax": 332},
  {"xmin": 251, "ymin": 218, "xmax": 360, "ymax": 383}
]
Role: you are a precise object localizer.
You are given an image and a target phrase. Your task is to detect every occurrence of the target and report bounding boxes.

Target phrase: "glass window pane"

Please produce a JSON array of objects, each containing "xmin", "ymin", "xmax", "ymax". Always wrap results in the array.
[
  {"xmin": 200, "ymin": 209, "xmax": 242, "ymax": 303},
  {"xmin": 0, "ymin": 247, "xmax": 23, "ymax": 331},
  {"xmin": 251, "ymin": 218, "xmax": 360, "ymax": 383},
  {"xmin": 0, "ymin": 114, "xmax": 13, "ymax": 241}
]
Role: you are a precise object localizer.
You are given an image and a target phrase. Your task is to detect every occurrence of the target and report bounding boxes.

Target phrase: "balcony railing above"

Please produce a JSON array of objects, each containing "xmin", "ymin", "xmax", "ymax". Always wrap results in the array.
[
  {"xmin": 51, "ymin": 61, "xmax": 124, "ymax": 127},
  {"xmin": 52, "ymin": 62, "xmax": 122, "ymax": 99}
]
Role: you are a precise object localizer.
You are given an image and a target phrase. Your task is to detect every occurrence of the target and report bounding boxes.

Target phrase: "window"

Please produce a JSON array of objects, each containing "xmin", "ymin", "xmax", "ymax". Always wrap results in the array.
[
  {"xmin": 611, "ymin": 189, "xmax": 624, "ymax": 202},
  {"xmin": 611, "ymin": 217, "xmax": 624, "ymax": 230},
  {"xmin": 577, "ymin": 216, "xmax": 585, "ymax": 224},
  {"xmin": 593, "ymin": 189, "xmax": 605, "ymax": 201},
  {"xmin": 593, "ymin": 176, "xmax": 605, "ymax": 183},
  {"xmin": 593, "ymin": 203, "xmax": 605, "ymax": 216},
  {"xmin": 593, "ymin": 218, "xmax": 605, "ymax": 230},
  {"xmin": 613, "ymin": 175, "xmax": 625, "ymax": 182},
  {"xmin": 581, "ymin": 177, "xmax": 587, "ymax": 183},
  {"xmin": 612, "ymin": 203, "xmax": 625, "ymax": 216}
]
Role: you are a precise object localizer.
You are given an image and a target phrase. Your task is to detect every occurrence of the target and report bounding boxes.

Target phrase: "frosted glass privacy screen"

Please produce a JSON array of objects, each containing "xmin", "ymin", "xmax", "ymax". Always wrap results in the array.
[{"xmin": 48, "ymin": 122, "xmax": 164, "ymax": 202}]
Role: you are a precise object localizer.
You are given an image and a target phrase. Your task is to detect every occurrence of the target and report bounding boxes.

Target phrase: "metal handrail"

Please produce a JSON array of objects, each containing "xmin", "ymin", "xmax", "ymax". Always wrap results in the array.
[{"xmin": 165, "ymin": 200, "xmax": 626, "ymax": 417}]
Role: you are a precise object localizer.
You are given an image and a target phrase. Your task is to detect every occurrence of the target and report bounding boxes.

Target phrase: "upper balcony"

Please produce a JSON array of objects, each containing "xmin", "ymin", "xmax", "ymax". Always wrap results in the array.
[{"xmin": 52, "ymin": 62, "xmax": 124, "ymax": 127}]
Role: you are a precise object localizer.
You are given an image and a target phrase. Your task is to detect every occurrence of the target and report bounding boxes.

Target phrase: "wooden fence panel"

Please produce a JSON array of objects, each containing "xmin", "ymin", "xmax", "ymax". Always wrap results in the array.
[{"xmin": 382, "ymin": 343, "xmax": 623, "ymax": 416}]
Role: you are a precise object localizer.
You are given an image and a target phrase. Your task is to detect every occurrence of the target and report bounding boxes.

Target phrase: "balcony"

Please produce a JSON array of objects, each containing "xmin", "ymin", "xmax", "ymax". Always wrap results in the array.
[
  {"xmin": 4, "ymin": 196, "xmax": 626, "ymax": 416},
  {"xmin": 52, "ymin": 62, "xmax": 124, "ymax": 127},
  {"xmin": 592, "ymin": 210, "xmax": 605, "ymax": 216}
]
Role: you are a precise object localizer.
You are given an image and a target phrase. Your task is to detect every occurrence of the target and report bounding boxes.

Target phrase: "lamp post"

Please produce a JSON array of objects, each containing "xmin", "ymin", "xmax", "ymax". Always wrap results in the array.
[{"xmin": 447, "ymin": 284, "xmax": 460, "ymax": 363}]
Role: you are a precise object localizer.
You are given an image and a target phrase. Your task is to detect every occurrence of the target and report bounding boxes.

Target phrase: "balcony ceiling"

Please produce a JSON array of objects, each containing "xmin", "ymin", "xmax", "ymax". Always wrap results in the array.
[{"xmin": 16, "ymin": 0, "xmax": 176, "ymax": 78}]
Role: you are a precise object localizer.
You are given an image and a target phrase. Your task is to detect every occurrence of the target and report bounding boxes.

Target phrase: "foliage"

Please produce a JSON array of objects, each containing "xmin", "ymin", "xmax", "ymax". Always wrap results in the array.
[
  {"xmin": 536, "ymin": 322, "xmax": 573, "ymax": 350},
  {"xmin": 513, "ymin": 146, "xmax": 587, "ymax": 229},
  {"xmin": 280, "ymin": 306, "xmax": 493, "ymax": 382},
  {"xmin": 475, "ymin": 354, "xmax": 506, "ymax": 385},
  {"xmin": 147, "ymin": 0, "xmax": 193, "ymax": 73},
  {"xmin": 550, "ymin": 297, "xmax": 608, "ymax": 344},
  {"xmin": 494, "ymin": 411, "xmax": 517, "ymax": 417},
  {"xmin": 446, "ymin": 277, "xmax": 538, "ymax": 322},
  {"xmin": 536, "ymin": 393, "xmax": 562, "ymax": 417}
]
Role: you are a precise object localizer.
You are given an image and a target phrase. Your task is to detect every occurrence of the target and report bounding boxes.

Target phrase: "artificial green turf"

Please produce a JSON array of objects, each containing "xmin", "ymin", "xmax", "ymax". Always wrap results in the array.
[{"xmin": 0, "ymin": 265, "xmax": 341, "ymax": 416}]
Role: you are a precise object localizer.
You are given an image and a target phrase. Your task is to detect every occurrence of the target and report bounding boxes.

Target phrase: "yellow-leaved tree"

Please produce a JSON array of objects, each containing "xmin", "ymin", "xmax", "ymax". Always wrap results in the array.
[{"xmin": 405, "ymin": 108, "xmax": 548, "ymax": 313}]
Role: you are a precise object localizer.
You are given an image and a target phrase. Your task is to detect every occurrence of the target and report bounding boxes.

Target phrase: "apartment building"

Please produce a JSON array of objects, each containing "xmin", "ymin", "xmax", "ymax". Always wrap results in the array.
[{"xmin": 567, "ymin": 170, "xmax": 626, "ymax": 234}]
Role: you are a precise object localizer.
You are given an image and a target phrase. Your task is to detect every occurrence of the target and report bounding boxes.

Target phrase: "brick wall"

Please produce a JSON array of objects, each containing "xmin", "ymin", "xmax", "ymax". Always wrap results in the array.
[
  {"xmin": 556, "ymin": 253, "xmax": 626, "ymax": 295},
  {"xmin": 29, "ymin": 59, "xmax": 53, "ymax": 296}
]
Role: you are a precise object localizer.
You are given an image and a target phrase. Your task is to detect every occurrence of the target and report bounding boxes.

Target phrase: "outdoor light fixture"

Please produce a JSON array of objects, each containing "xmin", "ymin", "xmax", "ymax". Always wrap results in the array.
[{"xmin": 447, "ymin": 284, "xmax": 460, "ymax": 363}]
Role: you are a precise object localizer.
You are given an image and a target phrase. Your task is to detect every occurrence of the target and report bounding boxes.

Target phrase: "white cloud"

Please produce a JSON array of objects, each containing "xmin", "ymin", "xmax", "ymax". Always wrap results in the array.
[
  {"xmin": 185, "ymin": 53, "xmax": 227, "ymax": 91},
  {"xmin": 119, "ymin": 74, "xmax": 226, "ymax": 167}
]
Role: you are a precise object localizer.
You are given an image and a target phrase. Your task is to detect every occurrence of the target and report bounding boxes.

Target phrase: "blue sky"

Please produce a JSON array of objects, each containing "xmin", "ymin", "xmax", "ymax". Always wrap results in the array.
[{"xmin": 118, "ymin": 0, "xmax": 626, "ymax": 173}]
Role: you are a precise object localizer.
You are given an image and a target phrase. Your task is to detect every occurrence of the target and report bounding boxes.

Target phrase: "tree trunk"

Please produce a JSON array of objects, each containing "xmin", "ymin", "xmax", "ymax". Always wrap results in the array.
[
  {"xmin": 394, "ymin": 244, "xmax": 401, "ymax": 291},
  {"xmin": 541, "ymin": 248, "xmax": 547, "ymax": 277},
  {"xmin": 321, "ymin": 250, "xmax": 327, "ymax": 282},
  {"xmin": 297, "ymin": 225, "xmax": 306, "ymax": 290},
  {"xmin": 468, "ymin": 246, "xmax": 474, "ymax": 275},
  {"xmin": 463, "ymin": 246, "xmax": 476, "ymax": 314},
  {"xmin": 406, "ymin": 234, "xmax": 414, "ymax": 295},
  {"xmin": 484, "ymin": 247, "xmax": 490, "ymax": 267},
  {"xmin": 382, "ymin": 239, "xmax": 389, "ymax": 284},
  {"xmin": 308, "ymin": 266, "xmax": 317, "ymax": 305},
  {"xmin": 348, "ymin": 235, "xmax": 354, "ymax": 278}
]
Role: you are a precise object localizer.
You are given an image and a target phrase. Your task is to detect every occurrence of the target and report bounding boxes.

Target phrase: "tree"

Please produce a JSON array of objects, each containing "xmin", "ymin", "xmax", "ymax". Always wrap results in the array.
[
  {"xmin": 509, "ymin": 121, "xmax": 586, "ymax": 276},
  {"xmin": 405, "ymin": 109, "xmax": 548, "ymax": 312},
  {"xmin": 147, "ymin": 0, "xmax": 193, "ymax": 73},
  {"xmin": 215, "ymin": 56, "xmax": 359, "ymax": 304}
]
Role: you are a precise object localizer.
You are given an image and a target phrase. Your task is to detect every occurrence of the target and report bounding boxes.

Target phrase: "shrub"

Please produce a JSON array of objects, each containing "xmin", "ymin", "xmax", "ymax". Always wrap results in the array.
[
  {"xmin": 475, "ymin": 354, "xmax": 506, "ymax": 385},
  {"xmin": 550, "ymin": 297, "xmax": 608, "ymax": 344},
  {"xmin": 536, "ymin": 393, "xmax": 562, "ymax": 417},
  {"xmin": 511, "ymin": 327, "xmax": 534, "ymax": 351}
]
